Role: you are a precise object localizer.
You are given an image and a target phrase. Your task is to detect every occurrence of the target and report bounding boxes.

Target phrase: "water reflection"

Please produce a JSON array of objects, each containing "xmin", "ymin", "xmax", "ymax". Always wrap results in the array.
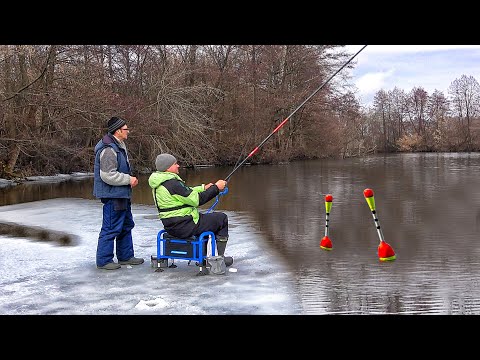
[
  {"xmin": 2, "ymin": 153, "xmax": 480, "ymax": 314},
  {"xmin": 0, "ymin": 178, "xmax": 95, "ymax": 206}
]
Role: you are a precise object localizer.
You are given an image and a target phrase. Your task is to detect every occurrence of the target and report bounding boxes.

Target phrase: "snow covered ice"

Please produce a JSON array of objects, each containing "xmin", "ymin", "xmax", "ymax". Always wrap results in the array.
[{"xmin": 0, "ymin": 198, "xmax": 302, "ymax": 315}]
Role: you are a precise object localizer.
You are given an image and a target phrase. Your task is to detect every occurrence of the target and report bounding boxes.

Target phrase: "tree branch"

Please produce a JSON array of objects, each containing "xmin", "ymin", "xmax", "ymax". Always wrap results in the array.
[{"xmin": 2, "ymin": 45, "xmax": 55, "ymax": 102}]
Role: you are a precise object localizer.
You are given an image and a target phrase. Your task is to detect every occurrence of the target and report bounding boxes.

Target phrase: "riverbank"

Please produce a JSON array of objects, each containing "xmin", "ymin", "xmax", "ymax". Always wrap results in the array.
[{"xmin": 0, "ymin": 172, "xmax": 94, "ymax": 189}]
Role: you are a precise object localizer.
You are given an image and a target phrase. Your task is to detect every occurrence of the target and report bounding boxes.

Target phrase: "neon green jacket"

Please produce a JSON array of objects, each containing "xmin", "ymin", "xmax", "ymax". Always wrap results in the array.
[{"xmin": 148, "ymin": 171, "xmax": 218, "ymax": 224}]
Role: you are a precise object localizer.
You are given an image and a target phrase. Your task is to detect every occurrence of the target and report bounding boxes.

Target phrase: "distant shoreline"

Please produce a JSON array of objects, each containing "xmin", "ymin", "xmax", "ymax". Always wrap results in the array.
[{"xmin": 0, "ymin": 173, "xmax": 93, "ymax": 189}]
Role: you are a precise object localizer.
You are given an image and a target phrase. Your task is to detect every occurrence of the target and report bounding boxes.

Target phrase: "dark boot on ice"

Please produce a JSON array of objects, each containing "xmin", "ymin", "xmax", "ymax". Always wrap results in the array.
[{"xmin": 216, "ymin": 236, "xmax": 234, "ymax": 267}]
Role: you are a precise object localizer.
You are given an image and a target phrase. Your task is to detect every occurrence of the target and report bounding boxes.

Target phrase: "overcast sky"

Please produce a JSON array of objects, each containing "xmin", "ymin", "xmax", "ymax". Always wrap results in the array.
[{"xmin": 344, "ymin": 45, "xmax": 480, "ymax": 107}]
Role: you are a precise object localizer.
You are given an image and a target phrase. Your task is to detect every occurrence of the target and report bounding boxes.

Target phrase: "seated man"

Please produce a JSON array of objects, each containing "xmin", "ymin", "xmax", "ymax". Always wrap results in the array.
[{"xmin": 148, "ymin": 153, "xmax": 233, "ymax": 266}]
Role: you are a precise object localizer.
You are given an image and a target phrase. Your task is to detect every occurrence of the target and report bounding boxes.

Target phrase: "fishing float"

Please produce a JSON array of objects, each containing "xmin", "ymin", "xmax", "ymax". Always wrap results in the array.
[
  {"xmin": 320, "ymin": 194, "xmax": 333, "ymax": 251},
  {"xmin": 363, "ymin": 188, "xmax": 396, "ymax": 261}
]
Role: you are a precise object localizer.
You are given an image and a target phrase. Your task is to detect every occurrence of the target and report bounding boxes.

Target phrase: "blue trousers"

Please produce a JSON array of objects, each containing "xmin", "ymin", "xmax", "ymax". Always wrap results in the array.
[{"xmin": 96, "ymin": 198, "xmax": 135, "ymax": 267}]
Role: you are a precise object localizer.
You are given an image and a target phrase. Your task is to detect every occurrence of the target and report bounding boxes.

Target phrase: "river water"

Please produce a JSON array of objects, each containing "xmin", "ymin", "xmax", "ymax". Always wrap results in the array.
[{"xmin": 2, "ymin": 152, "xmax": 480, "ymax": 314}]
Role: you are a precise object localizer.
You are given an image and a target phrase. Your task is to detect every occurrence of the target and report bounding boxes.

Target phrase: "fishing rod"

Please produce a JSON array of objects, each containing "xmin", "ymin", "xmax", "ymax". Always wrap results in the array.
[
  {"xmin": 224, "ymin": 45, "xmax": 367, "ymax": 182},
  {"xmin": 206, "ymin": 45, "xmax": 367, "ymax": 213}
]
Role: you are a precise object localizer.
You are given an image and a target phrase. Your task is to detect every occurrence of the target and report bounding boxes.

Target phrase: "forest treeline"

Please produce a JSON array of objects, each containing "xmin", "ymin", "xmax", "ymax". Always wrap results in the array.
[{"xmin": 1, "ymin": 45, "xmax": 479, "ymax": 179}]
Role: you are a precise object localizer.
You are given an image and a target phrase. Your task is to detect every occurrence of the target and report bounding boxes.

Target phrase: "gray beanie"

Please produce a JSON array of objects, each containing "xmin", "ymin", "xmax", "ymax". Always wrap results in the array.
[
  {"xmin": 107, "ymin": 116, "xmax": 127, "ymax": 134},
  {"xmin": 155, "ymin": 153, "xmax": 177, "ymax": 171}
]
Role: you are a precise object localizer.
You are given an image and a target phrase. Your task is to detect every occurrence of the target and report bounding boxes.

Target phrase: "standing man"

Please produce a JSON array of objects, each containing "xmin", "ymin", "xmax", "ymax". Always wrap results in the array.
[{"xmin": 93, "ymin": 116, "xmax": 144, "ymax": 270}]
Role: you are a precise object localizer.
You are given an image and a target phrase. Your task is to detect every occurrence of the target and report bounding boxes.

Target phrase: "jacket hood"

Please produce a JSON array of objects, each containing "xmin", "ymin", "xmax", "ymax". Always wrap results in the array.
[{"xmin": 148, "ymin": 171, "xmax": 183, "ymax": 189}]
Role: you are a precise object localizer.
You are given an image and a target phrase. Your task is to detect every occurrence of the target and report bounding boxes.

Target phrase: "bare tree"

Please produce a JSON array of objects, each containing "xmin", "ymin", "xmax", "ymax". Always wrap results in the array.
[
  {"xmin": 388, "ymin": 87, "xmax": 407, "ymax": 145},
  {"xmin": 373, "ymin": 89, "xmax": 389, "ymax": 152},
  {"xmin": 448, "ymin": 74, "xmax": 480, "ymax": 151},
  {"xmin": 427, "ymin": 90, "xmax": 450, "ymax": 150}
]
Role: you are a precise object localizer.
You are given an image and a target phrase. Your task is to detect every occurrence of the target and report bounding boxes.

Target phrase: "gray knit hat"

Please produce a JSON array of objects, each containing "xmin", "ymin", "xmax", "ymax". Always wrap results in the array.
[
  {"xmin": 155, "ymin": 153, "xmax": 177, "ymax": 171},
  {"xmin": 107, "ymin": 116, "xmax": 127, "ymax": 134}
]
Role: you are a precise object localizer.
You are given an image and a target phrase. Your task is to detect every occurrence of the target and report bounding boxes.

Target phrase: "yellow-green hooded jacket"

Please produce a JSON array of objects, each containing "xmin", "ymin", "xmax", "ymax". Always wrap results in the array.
[{"xmin": 148, "ymin": 171, "xmax": 220, "ymax": 224}]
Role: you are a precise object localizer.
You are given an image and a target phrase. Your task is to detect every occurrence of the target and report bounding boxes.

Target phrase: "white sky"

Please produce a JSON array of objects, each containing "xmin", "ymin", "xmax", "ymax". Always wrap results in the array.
[
  {"xmin": 0, "ymin": 197, "xmax": 302, "ymax": 315},
  {"xmin": 344, "ymin": 45, "xmax": 480, "ymax": 107}
]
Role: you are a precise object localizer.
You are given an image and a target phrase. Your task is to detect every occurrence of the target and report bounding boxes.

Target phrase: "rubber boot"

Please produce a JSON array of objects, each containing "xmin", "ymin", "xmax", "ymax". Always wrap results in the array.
[{"xmin": 216, "ymin": 237, "xmax": 234, "ymax": 267}]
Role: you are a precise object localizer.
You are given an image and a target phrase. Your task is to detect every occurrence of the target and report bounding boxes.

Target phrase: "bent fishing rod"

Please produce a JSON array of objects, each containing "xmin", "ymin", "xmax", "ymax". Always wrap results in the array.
[
  {"xmin": 207, "ymin": 45, "xmax": 367, "ymax": 212},
  {"xmin": 224, "ymin": 45, "xmax": 367, "ymax": 182}
]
